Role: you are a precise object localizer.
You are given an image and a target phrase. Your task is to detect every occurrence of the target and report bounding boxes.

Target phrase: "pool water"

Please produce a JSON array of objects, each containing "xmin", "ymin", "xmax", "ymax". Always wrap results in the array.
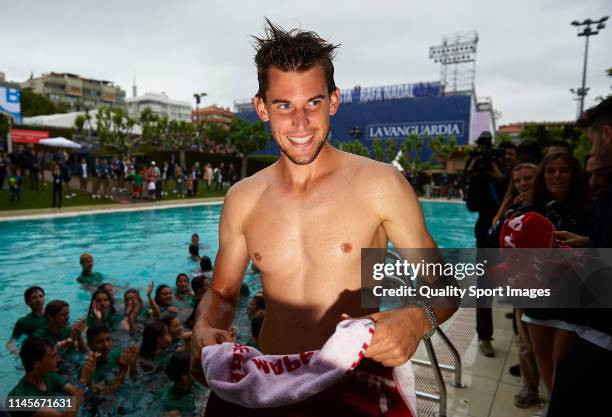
[{"xmin": 0, "ymin": 200, "xmax": 476, "ymax": 396}]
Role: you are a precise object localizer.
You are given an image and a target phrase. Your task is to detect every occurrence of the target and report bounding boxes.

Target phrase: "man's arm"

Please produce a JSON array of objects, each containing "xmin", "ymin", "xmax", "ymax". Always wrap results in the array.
[
  {"xmin": 190, "ymin": 186, "xmax": 251, "ymax": 384},
  {"xmin": 362, "ymin": 167, "xmax": 457, "ymax": 367}
]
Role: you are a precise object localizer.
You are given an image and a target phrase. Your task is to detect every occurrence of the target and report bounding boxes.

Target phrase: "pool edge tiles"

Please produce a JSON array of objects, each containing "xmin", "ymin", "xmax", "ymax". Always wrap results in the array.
[{"xmin": 0, "ymin": 198, "xmax": 225, "ymax": 222}]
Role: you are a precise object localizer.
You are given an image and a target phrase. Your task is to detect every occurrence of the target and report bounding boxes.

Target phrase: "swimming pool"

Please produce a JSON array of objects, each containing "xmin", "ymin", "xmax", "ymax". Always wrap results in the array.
[{"xmin": 0, "ymin": 200, "xmax": 476, "ymax": 395}]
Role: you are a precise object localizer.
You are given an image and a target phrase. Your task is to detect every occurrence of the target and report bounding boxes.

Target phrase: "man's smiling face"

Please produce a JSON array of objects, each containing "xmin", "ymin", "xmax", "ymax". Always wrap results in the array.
[{"xmin": 254, "ymin": 65, "xmax": 339, "ymax": 165}]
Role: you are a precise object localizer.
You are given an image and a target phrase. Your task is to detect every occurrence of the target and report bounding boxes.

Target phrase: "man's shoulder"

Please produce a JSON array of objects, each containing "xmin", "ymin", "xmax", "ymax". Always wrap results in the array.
[
  {"xmin": 225, "ymin": 166, "xmax": 273, "ymax": 203},
  {"xmin": 340, "ymin": 152, "xmax": 407, "ymax": 191}
]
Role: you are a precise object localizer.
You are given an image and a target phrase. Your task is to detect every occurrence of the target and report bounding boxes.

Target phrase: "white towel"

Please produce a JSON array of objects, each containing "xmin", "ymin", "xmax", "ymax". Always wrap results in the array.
[{"xmin": 201, "ymin": 319, "xmax": 375, "ymax": 408}]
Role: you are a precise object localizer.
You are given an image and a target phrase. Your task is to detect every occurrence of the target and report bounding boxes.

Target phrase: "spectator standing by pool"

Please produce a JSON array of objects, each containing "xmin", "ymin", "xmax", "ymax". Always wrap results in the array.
[
  {"xmin": 204, "ymin": 163, "xmax": 214, "ymax": 190},
  {"xmin": 100, "ymin": 158, "xmax": 112, "ymax": 199},
  {"xmin": 191, "ymin": 162, "xmax": 201, "ymax": 196},
  {"xmin": 214, "ymin": 162, "xmax": 224, "ymax": 192},
  {"xmin": 128, "ymin": 166, "xmax": 145, "ymax": 200},
  {"xmin": 161, "ymin": 160, "xmax": 170, "ymax": 196},
  {"xmin": 8, "ymin": 167, "xmax": 22, "ymax": 207},
  {"xmin": 6, "ymin": 286, "xmax": 47, "ymax": 354},
  {"xmin": 227, "ymin": 163, "xmax": 238, "ymax": 185},
  {"xmin": 77, "ymin": 252, "xmax": 104, "ymax": 286},
  {"xmin": 77, "ymin": 157, "xmax": 89, "ymax": 196},
  {"xmin": 92, "ymin": 157, "xmax": 102, "ymax": 198},
  {"xmin": 52, "ymin": 164, "xmax": 63, "ymax": 208},
  {"xmin": 28, "ymin": 148, "xmax": 40, "ymax": 191},
  {"xmin": 60, "ymin": 160, "xmax": 75, "ymax": 200},
  {"xmin": 174, "ymin": 165, "xmax": 186, "ymax": 198}
]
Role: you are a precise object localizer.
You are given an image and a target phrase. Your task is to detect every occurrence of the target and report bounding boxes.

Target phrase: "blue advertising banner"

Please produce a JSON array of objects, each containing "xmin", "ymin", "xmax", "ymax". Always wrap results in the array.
[{"xmin": 0, "ymin": 87, "xmax": 22, "ymax": 124}]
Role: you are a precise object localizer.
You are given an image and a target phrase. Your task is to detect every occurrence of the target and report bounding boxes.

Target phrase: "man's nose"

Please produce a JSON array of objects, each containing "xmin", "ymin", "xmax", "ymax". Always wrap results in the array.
[{"xmin": 292, "ymin": 108, "xmax": 309, "ymax": 130}]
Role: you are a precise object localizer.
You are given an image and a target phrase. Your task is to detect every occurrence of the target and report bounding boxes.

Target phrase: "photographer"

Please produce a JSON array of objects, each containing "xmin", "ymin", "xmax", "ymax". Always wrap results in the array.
[{"xmin": 464, "ymin": 132, "xmax": 516, "ymax": 357}]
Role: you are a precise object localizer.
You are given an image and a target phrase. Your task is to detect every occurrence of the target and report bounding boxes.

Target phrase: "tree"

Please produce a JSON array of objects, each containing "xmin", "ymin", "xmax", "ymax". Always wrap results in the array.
[
  {"xmin": 227, "ymin": 118, "xmax": 270, "ymax": 179},
  {"xmin": 164, "ymin": 120, "xmax": 196, "ymax": 167},
  {"xmin": 334, "ymin": 139, "xmax": 371, "ymax": 157},
  {"xmin": 198, "ymin": 122, "xmax": 230, "ymax": 153},
  {"xmin": 372, "ymin": 138, "xmax": 384, "ymax": 161},
  {"xmin": 73, "ymin": 110, "xmax": 94, "ymax": 143},
  {"xmin": 370, "ymin": 138, "xmax": 398, "ymax": 163},
  {"xmin": 20, "ymin": 89, "xmax": 68, "ymax": 117},
  {"xmin": 139, "ymin": 107, "xmax": 168, "ymax": 152},
  {"xmin": 428, "ymin": 136, "xmax": 458, "ymax": 170},
  {"xmin": 384, "ymin": 139, "xmax": 398, "ymax": 163},
  {"xmin": 397, "ymin": 134, "xmax": 435, "ymax": 177},
  {"xmin": 96, "ymin": 107, "xmax": 137, "ymax": 158}
]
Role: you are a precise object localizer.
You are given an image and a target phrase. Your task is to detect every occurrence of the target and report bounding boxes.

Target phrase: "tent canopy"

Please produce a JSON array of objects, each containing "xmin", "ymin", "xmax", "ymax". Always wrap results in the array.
[{"xmin": 39, "ymin": 137, "xmax": 82, "ymax": 149}]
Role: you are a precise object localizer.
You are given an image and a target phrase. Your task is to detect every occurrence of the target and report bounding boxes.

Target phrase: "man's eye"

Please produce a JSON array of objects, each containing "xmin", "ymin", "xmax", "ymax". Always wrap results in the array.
[
  {"xmin": 278, "ymin": 103, "xmax": 290, "ymax": 110},
  {"xmin": 309, "ymin": 100, "xmax": 321, "ymax": 106}
]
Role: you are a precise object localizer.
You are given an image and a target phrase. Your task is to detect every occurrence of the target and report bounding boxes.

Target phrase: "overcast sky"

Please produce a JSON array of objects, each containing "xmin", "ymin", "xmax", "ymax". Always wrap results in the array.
[{"xmin": 1, "ymin": 0, "xmax": 610, "ymax": 125}]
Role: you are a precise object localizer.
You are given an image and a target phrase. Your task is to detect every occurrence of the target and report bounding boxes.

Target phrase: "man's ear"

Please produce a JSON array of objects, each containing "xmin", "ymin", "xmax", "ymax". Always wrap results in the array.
[
  {"xmin": 253, "ymin": 96, "xmax": 269, "ymax": 122},
  {"xmin": 329, "ymin": 88, "xmax": 340, "ymax": 116},
  {"xmin": 603, "ymin": 125, "xmax": 612, "ymax": 144}
]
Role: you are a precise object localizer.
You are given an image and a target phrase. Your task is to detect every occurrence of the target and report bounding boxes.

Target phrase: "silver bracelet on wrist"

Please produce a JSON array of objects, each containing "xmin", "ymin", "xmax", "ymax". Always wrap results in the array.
[{"xmin": 412, "ymin": 302, "xmax": 437, "ymax": 340}]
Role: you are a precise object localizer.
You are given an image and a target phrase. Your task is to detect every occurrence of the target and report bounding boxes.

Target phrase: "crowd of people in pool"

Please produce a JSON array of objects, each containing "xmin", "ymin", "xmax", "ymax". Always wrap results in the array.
[
  {"xmin": 0, "ymin": 146, "xmax": 239, "ymax": 207},
  {"xmin": 464, "ymin": 98, "xmax": 611, "ymax": 413},
  {"xmin": 5, "ymin": 246, "xmax": 265, "ymax": 417}
]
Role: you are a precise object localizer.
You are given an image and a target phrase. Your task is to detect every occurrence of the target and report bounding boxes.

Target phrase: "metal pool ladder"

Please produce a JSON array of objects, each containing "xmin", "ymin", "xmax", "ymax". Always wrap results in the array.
[{"xmin": 385, "ymin": 250, "xmax": 466, "ymax": 417}]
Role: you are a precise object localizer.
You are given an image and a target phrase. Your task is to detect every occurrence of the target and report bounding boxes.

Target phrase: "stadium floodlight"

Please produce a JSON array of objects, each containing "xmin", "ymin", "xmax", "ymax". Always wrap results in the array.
[
  {"xmin": 429, "ymin": 31, "xmax": 479, "ymax": 94},
  {"xmin": 570, "ymin": 16, "xmax": 608, "ymax": 118}
]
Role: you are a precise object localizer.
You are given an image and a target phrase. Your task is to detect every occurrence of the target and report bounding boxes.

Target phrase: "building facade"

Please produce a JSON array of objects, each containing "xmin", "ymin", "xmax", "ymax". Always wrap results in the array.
[
  {"xmin": 21, "ymin": 72, "xmax": 126, "ymax": 111},
  {"xmin": 126, "ymin": 92, "xmax": 191, "ymax": 122},
  {"xmin": 192, "ymin": 105, "xmax": 234, "ymax": 128}
]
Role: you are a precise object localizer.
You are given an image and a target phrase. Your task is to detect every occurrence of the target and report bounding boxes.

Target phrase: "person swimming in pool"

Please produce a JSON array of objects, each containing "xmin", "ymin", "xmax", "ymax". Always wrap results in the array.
[
  {"xmin": 191, "ymin": 20, "xmax": 456, "ymax": 416},
  {"xmin": 77, "ymin": 252, "xmax": 104, "ymax": 288}
]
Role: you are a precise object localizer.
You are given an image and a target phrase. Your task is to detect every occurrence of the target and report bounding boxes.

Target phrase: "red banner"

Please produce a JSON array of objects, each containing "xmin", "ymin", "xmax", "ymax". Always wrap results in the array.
[{"xmin": 12, "ymin": 129, "xmax": 49, "ymax": 144}]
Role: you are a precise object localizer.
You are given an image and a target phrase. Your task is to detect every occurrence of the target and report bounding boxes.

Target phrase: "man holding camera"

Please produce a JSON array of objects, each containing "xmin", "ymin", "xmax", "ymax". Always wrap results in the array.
[{"xmin": 464, "ymin": 132, "xmax": 516, "ymax": 356}]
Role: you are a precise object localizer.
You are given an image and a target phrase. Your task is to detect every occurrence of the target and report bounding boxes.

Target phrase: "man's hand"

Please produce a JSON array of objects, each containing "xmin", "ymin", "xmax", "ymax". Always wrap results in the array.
[
  {"xmin": 554, "ymin": 231, "xmax": 590, "ymax": 248},
  {"xmin": 146, "ymin": 281, "xmax": 154, "ymax": 298},
  {"xmin": 71, "ymin": 318, "xmax": 87, "ymax": 340},
  {"xmin": 342, "ymin": 307, "xmax": 429, "ymax": 367},
  {"xmin": 79, "ymin": 352, "xmax": 100, "ymax": 385},
  {"xmin": 189, "ymin": 323, "xmax": 234, "ymax": 385}
]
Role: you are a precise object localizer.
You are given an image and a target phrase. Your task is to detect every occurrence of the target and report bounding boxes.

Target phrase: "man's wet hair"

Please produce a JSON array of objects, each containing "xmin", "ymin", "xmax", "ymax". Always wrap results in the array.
[
  {"xmin": 45, "ymin": 300, "xmax": 68, "ymax": 318},
  {"xmin": 86, "ymin": 323, "xmax": 111, "ymax": 344},
  {"xmin": 20, "ymin": 336, "xmax": 54, "ymax": 372},
  {"xmin": 165, "ymin": 350, "xmax": 190, "ymax": 383},
  {"xmin": 253, "ymin": 18, "xmax": 339, "ymax": 101},
  {"xmin": 24, "ymin": 286, "xmax": 44, "ymax": 304},
  {"xmin": 578, "ymin": 96, "xmax": 612, "ymax": 130},
  {"xmin": 191, "ymin": 275, "xmax": 205, "ymax": 293}
]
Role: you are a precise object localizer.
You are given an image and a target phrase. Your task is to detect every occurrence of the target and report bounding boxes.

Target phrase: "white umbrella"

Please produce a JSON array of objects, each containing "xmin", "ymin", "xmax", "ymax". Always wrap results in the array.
[{"xmin": 39, "ymin": 137, "xmax": 82, "ymax": 149}]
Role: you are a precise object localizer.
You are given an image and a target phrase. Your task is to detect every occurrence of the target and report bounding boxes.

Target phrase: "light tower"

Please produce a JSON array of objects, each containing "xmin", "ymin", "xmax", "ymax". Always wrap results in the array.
[
  {"xmin": 429, "ymin": 31, "xmax": 479, "ymax": 95},
  {"xmin": 570, "ymin": 16, "xmax": 608, "ymax": 119}
]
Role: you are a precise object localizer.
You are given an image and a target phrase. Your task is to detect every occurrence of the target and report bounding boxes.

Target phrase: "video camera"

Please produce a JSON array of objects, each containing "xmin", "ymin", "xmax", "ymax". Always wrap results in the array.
[{"xmin": 468, "ymin": 131, "xmax": 505, "ymax": 175}]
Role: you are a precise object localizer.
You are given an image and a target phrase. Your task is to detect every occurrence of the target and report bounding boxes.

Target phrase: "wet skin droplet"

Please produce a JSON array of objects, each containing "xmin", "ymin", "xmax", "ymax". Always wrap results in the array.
[{"xmin": 341, "ymin": 243, "xmax": 352, "ymax": 253}]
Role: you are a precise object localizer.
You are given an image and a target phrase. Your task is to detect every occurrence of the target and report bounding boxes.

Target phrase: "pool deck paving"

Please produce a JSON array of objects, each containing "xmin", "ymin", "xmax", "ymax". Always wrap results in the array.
[{"xmin": 0, "ymin": 196, "xmax": 225, "ymax": 221}]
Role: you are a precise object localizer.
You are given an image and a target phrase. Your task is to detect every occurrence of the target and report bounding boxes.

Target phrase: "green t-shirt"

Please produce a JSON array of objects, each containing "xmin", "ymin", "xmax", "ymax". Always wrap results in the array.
[
  {"xmin": 76, "ymin": 271, "xmax": 104, "ymax": 285},
  {"xmin": 130, "ymin": 174, "xmax": 144, "ymax": 187},
  {"xmin": 8, "ymin": 372, "xmax": 66, "ymax": 417},
  {"xmin": 86, "ymin": 312, "xmax": 123, "ymax": 329},
  {"xmin": 12, "ymin": 313, "xmax": 48, "ymax": 338},
  {"xmin": 33, "ymin": 326, "xmax": 71, "ymax": 345}
]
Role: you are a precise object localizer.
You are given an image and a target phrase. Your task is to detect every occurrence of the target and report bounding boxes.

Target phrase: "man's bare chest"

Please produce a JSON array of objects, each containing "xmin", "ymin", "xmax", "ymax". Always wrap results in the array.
[{"xmin": 243, "ymin": 189, "xmax": 383, "ymax": 276}]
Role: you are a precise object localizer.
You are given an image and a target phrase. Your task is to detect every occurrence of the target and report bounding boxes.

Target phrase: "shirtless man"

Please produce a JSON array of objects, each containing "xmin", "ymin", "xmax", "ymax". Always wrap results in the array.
[{"xmin": 191, "ymin": 21, "xmax": 456, "ymax": 415}]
